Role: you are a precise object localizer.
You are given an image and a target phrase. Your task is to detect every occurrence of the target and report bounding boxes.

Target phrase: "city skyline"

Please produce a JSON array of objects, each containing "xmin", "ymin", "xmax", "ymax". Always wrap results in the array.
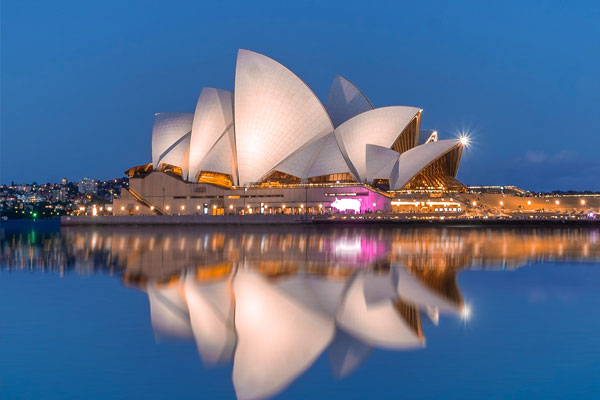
[{"xmin": 2, "ymin": 1, "xmax": 600, "ymax": 190}]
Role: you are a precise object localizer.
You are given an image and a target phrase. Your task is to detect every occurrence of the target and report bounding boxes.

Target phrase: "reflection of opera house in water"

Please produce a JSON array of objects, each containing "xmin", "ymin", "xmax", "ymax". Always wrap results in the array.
[
  {"xmin": 145, "ymin": 266, "xmax": 451, "ymax": 400},
  {"xmin": 51, "ymin": 228, "xmax": 600, "ymax": 398},
  {"xmin": 3, "ymin": 227, "xmax": 600, "ymax": 399}
]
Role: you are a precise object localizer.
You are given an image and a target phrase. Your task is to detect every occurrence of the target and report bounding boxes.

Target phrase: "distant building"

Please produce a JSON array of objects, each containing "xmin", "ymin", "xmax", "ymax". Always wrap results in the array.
[
  {"xmin": 61, "ymin": 177, "xmax": 68, "ymax": 185},
  {"xmin": 78, "ymin": 178, "xmax": 98, "ymax": 195}
]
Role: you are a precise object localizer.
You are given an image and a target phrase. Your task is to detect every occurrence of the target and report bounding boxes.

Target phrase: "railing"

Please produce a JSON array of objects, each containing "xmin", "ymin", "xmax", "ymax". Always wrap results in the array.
[{"xmin": 127, "ymin": 188, "xmax": 164, "ymax": 215}]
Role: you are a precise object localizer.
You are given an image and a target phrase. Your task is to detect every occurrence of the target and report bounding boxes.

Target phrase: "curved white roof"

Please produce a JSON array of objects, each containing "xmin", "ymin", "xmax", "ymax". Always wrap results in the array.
[
  {"xmin": 306, "ymin": 132, "xmax": 351, "ymax": 178},
  {"xmin": 390, "ymin": 139, "xmax": 462, "ymax": 190},
  {"xmin": 334, "ymin": 106, "xmax": 421, "ymax": 182},
  {"xmin": 232, "ymin": 270, "xmax": 334, "ymax": 400},
  {"xmin": 335, "ymin": 273, "xmax": 424, "ymax": 349},
  {"xmin": 325, "ymin": 76, "xmax": 373, "ymax": 128},
  {"xmin": 234, "ymin": 49, "xmax": 334, "ymax": 185},
  {"xmin": 366, "ymin": 144, "xmax": 400, "ymax": 182},
  {"xmin": 274, "ymin": 132, "xmax": 351, "ymax": 180},
  {"xmin": 272, "ymin": 135, "xmax": 326, "ymax": 180},
  {"xmin": 194, "ymin": 127, "xmax": 236, "ymax": 179},
  {"xmin": 188, "ymin": 88, "xmax": 234, "ymax": 182},
  {"xmin": 418, "ymin": 129, "xmax": 438, "ymax": 145},
  {"xmin": 151, "ymin": 112, "xmax": 193, "ymax": 169}
]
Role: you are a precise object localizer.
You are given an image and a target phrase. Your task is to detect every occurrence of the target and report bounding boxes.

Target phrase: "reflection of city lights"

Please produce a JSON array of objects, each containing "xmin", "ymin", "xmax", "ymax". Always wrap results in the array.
[{"xmin": 334, "ymin": 237, "xmax": 362, "ymax": 255}]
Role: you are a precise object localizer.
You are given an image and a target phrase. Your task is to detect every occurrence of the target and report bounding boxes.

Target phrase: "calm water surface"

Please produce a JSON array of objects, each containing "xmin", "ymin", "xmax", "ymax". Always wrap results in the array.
[{"xmin": 2, "ymin": 222, "xmax": 600, "ymax": 399}]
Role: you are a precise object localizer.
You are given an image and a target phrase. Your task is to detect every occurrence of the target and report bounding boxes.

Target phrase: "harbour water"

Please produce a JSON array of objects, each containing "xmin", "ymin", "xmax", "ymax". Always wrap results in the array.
[{"xmin": 2, "ymin": 221, "xmax": 600, "ymax": 399}]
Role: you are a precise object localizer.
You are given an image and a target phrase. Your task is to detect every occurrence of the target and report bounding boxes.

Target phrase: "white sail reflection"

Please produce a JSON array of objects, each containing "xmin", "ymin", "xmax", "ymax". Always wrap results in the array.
[
  {"xmin": 392, "ymin": 264, "xmax": 463, "ymax": 316},
  {"xmin": 232, "ymin": 269, "xmax": 335, "ymax": 400},
  {"xmin": 362, "ymin": 271, "xmax": 397, "ymax": 306},
  {"xmin": 328, "ymin": 329, "xmax": 373, "ymax": 379},
  {"xmin": 305, "ymin": 277, "xmax": 348, "ymax": 317},
  {"xmin": 146, "ymin": 283, "xmax": 193, "ymax": 339},
  {"xmin": 141, "ymin": 261, "xmax": 463, "ymax": 399},
  {"xmin": 336, "ymin": 273, "xmax": 425, "ymax": 349},
  {"xmin": 184, "ymin": 273, "xmax": 236, "ymax": 365}
]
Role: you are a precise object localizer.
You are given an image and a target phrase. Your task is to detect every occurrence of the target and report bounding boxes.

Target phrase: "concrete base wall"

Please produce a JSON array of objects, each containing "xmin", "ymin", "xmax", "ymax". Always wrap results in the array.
[
  {"xmin": 62, "ymin": 214, "xmax": 312, "ymax": 225},
  {"xmin": 113, "ymin": 171, "xmax": 391, "ymax": 216}
]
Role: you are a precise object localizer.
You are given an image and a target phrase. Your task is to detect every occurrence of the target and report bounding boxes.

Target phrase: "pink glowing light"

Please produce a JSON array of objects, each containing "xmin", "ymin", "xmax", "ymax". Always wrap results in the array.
[{"xmin": 331, "ymin": 198, "xmax": 362, "ymax": 213}]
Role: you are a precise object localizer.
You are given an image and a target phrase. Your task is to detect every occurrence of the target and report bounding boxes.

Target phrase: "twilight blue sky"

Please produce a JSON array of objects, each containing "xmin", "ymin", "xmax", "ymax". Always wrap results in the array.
[{"xmin": 1, "ymin": 0, "xmax": 599, "ymax": 191}]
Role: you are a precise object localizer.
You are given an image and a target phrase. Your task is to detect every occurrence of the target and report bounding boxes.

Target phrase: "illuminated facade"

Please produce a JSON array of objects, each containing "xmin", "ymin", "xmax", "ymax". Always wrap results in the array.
[{"xmin": 119, "ymin": 49, "xmax": 467, "ymax": 216}]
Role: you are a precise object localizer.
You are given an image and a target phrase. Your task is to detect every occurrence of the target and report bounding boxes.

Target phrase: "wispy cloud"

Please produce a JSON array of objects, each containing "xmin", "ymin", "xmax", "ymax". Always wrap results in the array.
[
  {"xmin": 524, "ymin": 151, "xmax": 547, "ymax": 163},
  {"xmin": 466, "ymin": 150, "xmax": 600, "ymax": 191}
]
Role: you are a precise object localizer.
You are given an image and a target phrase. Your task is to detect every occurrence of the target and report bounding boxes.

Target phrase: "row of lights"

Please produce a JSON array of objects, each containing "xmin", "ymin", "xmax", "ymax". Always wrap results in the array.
[{"xmin": 472, "ymin": 199, "xmax": 587, "ymax": 207}]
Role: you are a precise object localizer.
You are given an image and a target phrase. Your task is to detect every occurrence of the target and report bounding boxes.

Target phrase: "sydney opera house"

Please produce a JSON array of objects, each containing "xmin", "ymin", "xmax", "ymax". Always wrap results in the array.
[{"xmin": 115, "ymin": 49, "xmax": 466, "ymax": 216}]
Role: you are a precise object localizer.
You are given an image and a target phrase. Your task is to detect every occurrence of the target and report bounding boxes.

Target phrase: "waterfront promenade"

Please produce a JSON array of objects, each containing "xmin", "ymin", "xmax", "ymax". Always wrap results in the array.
[{"xmin": 60, "ymin": 214, "xmax": 600, "ymax": 226}]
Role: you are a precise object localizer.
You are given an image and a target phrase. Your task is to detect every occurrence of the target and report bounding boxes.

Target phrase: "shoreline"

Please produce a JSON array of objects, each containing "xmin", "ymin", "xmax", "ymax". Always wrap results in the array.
[
  {"xmin": 2, "ymin": 216, "xmax": 600, "ymax": 228},
  {"xmin": 54, "ymin": 215, "xmax": 600, "ymax": 227}
]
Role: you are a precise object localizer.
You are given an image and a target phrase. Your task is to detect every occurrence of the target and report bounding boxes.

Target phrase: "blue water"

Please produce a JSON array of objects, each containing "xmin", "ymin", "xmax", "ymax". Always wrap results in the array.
[{"xmin": 2, "ymin": 222, "xmax": 600, "ymax": 399}]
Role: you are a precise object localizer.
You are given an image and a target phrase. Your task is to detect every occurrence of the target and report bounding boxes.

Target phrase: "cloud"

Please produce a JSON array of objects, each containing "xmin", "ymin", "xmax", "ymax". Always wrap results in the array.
[
  {"xmin": 469, "ymin": 149, "xmax": 600, "ymax": 191},
  {"xmin": 524, "ymin": 151, "xmax": 547, "ymax": 163},
  {"xmin": 551, "ymin": 150, "xmax": 577, "ymax": 161}
]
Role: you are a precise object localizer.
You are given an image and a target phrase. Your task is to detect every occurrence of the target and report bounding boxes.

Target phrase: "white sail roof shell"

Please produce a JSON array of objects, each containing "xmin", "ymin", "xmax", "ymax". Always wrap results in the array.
[
  {"xmin": 366, "ymin": 144, "xmax": 400, "ymax": 181},
  {"xmin": 334, "ymin": 106, "xmax": 421, "ymax": 182},
  {"xmin": 272, "ymin": 135, "xmax": 326, "ymax": 179},
  {"xmin": 194, "ymin": 127, "xmax": 236, "ymax": 179},
  {"xmin": 234, "ymin": 49, "xmax": 334, "ymax": 185},
  {"xmin": 274, "ymin": 132, "xmax": 351, "ymax": 179},
  {"xmin": 188, "ymin": 88, "xmax": 234, "ymax": 182},
  {"xmin": 151, "ymin": 113, "xmax": 193, "ymax": 169},
  {"xmin": 325, "ymin": 76, "xmax": 373, "ymax": 128},
  {"xmin": 418, "ymin": 129, "xmax": 438, "ymax": 145},
  {"xmin": 390, "ymin": 139, "xmax": 461, "ymax": 190}
]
